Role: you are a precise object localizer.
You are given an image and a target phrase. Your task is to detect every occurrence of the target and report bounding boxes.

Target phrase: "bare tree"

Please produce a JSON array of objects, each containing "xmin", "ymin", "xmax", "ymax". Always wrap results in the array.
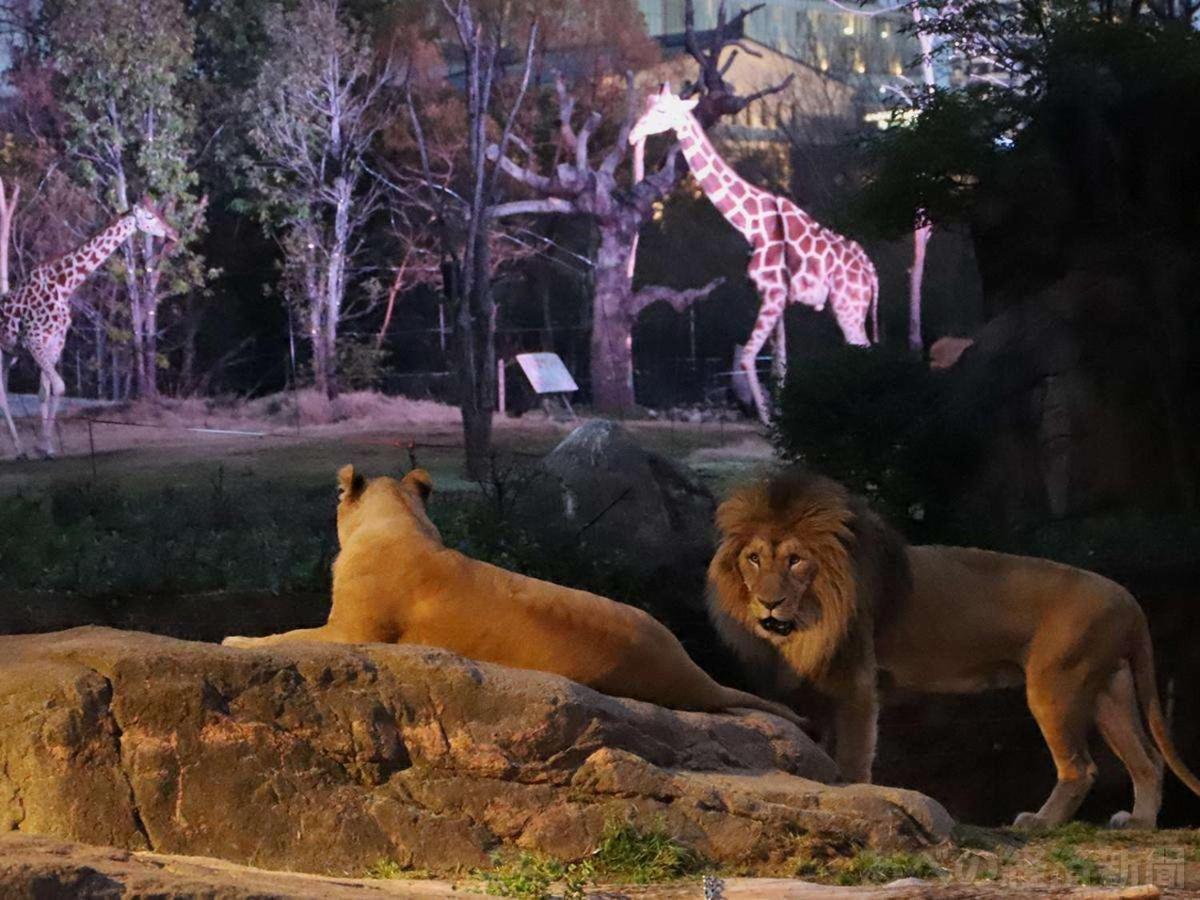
[
  {"xmin": 396, "ymin": 0, "xmax": 539, "ymax": 477},
  {"xmin": 0, "ymin": 176, "xmax": 17, "ymax": 295},
  {"xmin": 245, "ymin": 0, "xmax": 395, "ymax": 400},
  {"xmin": 488, "ymin": 0, "xmax": 789, "ymax": 413}
]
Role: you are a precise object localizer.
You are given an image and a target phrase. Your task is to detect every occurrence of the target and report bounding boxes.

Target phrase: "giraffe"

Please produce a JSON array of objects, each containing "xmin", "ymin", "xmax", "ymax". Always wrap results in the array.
[
  {"xmin": 629, "ymin": 85, "xmax": 879, "ymax": 423},
  {"xmin": 0, "ymin": 197, "xmax": 177, "ymax": 458}
]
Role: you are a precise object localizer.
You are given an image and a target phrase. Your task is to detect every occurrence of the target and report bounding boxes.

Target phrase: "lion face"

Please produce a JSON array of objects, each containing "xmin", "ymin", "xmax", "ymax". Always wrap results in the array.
[{"xmin": 735, "ymin": 535, "xmax": 822, "ymax": 641}]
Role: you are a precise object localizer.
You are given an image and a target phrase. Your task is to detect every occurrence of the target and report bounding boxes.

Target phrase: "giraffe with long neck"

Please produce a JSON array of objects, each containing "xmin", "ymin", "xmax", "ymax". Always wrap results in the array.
[
  {"xmin": 0, "ymin": 197, "xmax": 177, "ymax": 457},
  {"xmin": 629, "ymin": 85, "xmax": 879, "ymax": 423}
]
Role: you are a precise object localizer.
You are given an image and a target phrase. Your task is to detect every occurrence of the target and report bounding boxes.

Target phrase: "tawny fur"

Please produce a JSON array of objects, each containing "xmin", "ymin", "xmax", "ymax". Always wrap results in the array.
[
  {"xmin": 708, "ymin": 468, "xmax": 1200, "ymax": 829},
  {"xmin": 224, "ymin": 466, "xmax": 805, "ymax": 729}
]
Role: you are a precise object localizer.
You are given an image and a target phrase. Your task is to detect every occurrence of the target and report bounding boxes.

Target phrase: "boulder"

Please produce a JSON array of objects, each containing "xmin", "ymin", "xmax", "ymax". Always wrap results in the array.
[
  {"xmin": 516, "ymin": 419, "xmax": 717, "ymax": 576},
  {"xmin": 935, "ymin": 258, "xmax": 1199, "ymax": 523},
  {"xmin": 0, "ymin": 627, "xmax": 952, "ymax": 877}
]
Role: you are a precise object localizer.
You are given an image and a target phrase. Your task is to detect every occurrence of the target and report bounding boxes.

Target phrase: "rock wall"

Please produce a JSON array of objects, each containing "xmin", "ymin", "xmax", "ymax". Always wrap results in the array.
[
  {"xmin": 0, "ymin": 627, "xmax": 951, "ymax": 877},
  {"xmin": 936, "ymin": 258, "xmax": 1199, "ymax": 523}
]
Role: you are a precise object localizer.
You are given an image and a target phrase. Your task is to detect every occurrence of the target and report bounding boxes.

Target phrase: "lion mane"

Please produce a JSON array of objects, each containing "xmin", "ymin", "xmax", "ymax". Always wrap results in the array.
[
  {"xmin": 707, "ymin": 467, "xmax": 1200, "ymax": 829},
  {"xmin": 708, "ymin": 469, "xmax": 909, "ymax": 684}
]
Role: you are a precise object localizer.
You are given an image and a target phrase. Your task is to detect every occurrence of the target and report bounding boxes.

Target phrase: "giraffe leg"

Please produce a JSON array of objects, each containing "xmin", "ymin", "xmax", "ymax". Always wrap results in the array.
[
  {"xmin": 33, "ymin": 360, "xmax": 65, "ymax": 459},
  {"xmin": 0, "ymin": 350, "xmax": 24, "ymax": 457},
  {"xmin": 770, "ymin": 316, "xmax": 787, "ymax": 386},
  {"xmin": 740, "ymin": 290, "xmax": 786, "ymax": 425},
  {"xmin": 832, "ymin": 286, "xmax": 871, "ymax": 347}
]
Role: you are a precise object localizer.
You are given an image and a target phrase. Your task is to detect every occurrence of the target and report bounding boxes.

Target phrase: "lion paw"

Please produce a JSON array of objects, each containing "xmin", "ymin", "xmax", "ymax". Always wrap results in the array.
[
  {"xmin": 1012, "ymin": 812, "xmax": 1048, "ymax": 831},
  {"xmin": 221, "ymin": 635, "xmax": 256, "ymax": 649},
  {"xmin": 1108, "ymin": 810, "xmax": 1155, "ymax": 830}
]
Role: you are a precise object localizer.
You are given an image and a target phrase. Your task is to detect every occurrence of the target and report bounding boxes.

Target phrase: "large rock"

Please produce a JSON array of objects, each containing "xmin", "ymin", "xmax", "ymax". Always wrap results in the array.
[
  {"xmin": 0, "ymin": 628, "xmax": 951, "ymax": 876},
  {"xmin": 936, "ymin": 259, "xmax": 1198, "ymax": 524},
  {"xmin": 517, "ymin": 419, "xmax": 717, "ymax": 576}
]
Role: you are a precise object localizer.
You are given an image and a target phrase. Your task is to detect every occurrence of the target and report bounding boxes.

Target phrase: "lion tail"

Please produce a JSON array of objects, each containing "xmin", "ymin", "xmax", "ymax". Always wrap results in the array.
[
  {"xmin": 1131, "ymin": 615, "xmax": 1200, "ymax": 799},
  {"xmin": 719, "ymin": 686, "xmax": 807, "ymax": 731}
]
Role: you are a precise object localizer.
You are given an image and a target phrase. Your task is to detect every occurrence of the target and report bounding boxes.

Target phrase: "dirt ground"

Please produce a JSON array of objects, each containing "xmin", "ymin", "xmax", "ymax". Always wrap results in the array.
[{"xmin": 0, "ymin": 390, "xmax": 769, "ymax": 497}]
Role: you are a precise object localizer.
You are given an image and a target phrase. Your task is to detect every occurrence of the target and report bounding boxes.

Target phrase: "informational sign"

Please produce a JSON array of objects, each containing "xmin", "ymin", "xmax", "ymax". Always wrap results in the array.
[{"xmin": 515, "ymin": 352, "xmax": 579, "ymax": 395}]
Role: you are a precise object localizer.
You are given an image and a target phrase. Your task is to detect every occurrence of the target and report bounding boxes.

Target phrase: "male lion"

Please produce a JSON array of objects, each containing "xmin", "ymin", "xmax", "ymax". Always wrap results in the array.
[
  {"xmin": 224, "ymin": 466, "xmax": 804, "ymax": 728},
  {"xmin": 708, "ymin": 468, "xmax": 1200, "ymax": 829}
]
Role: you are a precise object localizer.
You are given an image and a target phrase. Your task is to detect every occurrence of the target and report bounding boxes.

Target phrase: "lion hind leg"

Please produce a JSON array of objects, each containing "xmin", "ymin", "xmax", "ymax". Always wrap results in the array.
[
  {"xmin": 1096, "ymin": 664, "xmax": 1163, "ymax": 829},
  {"xmin": 1015, "ymin": 675, "xmax": 1099, "ymax": 830}
]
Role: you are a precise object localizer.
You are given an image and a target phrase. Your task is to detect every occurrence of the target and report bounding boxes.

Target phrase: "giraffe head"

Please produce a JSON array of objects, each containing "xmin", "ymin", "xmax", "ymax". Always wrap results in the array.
[
  {"xmin": 628, "ymin": 84, "xmax": 698, "ymax": 145},
  {"xmin": 132, "ymin": 196, "xmax": 179, "ymax": 243}
]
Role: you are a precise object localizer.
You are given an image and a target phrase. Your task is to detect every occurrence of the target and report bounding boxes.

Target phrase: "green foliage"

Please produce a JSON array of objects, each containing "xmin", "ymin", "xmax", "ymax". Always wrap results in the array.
[
  {"xmin": 590, "ymin": 817, "xmax": 705, "ymax": 884},
  {"xmin": 1047, "ymin": 844, "xmax": 1105, "ymax": 886},
  {"xmin": 831, "ymin": 851, "xmax": 942, "ymax": 886},
  {"xmin": 481, "ymin": 853, "xmax": 593, "ymax": 900},
  {"xmin": 0, "ymin": 473, "xmax": 334, "ymax": 596},
  {"xmin": 364, "ymin": 858, "xmax": 433, "ymax": 879},
  {"xmin": 855, "ymin": 14, "xmax": 1200, "ymax": 256},
  {"xmin": 46, "ymin": 0, "xmax": 210, "ymax": 386},
  {"xmin": 336, "ymin": 334, "xmax": 388, "ymax": 390},
  {"xmin": 771, "ymin": 345, "xmax": 977, "ymax": 535}
]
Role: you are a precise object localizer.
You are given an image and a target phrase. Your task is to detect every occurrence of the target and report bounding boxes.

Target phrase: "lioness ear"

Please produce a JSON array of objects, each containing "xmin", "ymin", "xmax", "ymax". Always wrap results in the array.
[
  {"xmin": 337, "ymin": 464, "xmax": 365, "ymax": 502},
  {"xmin": 403, "ymin": 468, "xmax": 434, "ymax": 505}
]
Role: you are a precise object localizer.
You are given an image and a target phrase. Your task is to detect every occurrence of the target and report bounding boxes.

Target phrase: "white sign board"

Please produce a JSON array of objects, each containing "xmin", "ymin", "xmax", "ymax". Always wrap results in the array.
[{"xmin": 515, "ymin": 352, "xmax": 579, "ymax": 395}]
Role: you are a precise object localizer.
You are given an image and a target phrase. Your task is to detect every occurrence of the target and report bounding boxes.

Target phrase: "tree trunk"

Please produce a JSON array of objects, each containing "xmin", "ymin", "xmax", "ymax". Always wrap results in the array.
[
  {"xmin": 323, "ymin": 178, "xmax": 350, "ymax": 401},
  {"xmin": 909, "ymin": 222, "xmax": 932, "ymax": 352},
  {"xmin": 458, "ymin": 230, "xmax": 496, "ymax": 480},
  {"xmin": 309, "ymin": 289, "xmax": 328, "ymax": 398},
  {"xmin": 589, "ymin": 224, "xmax": 638, "ymax": 414},
  {"xmin": 143, "ymin": 288, "xmax": 159, "ymax": 400}
]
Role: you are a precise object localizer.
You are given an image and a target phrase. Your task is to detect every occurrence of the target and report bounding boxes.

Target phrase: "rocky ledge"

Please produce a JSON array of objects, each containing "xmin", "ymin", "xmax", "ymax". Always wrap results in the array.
[{"xmin": 0, "ymin": 627, "xmax": 951, "ymax": 876}]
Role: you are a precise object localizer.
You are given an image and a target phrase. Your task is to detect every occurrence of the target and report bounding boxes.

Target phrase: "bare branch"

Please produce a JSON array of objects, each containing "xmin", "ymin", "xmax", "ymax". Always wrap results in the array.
[
  {"xmin": 486, "ymin": 148, "xmax": 559, "ymax": 194},
  {"xmin": 553, "ymin": 73, "xmax": 578, "ymax": 149},
  {"xmin": 600, "ymin": 71, "xmax": 638, "ymax": 177},
  {"xmin": 485, "ymin": 20, "xmax": 539, "ymax": 202},
  {"xmin": 487, "ymin": 198, "xmax": 577, "ymax": 218},
  {"xmin": 631, "ymin": 277, "xmax": 725, "ymax": 316}
]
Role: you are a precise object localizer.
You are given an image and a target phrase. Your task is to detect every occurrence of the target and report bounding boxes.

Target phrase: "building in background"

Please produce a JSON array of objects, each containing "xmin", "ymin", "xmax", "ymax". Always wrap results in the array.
[{"xmin": 639, "ymin": 0, "xmax": 921, "ymax": 121}]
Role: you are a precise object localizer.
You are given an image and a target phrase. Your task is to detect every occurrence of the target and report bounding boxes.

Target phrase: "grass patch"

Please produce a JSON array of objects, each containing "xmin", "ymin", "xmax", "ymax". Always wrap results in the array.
[
  {"xmin": 589, "ymin": 817, "xmax": 706, "ymax": 883},
  {"xmin": 795, "ymin": 847, "xmax": 943, "ymax": 886},
  {"xmin": 831, "ymin": 851, "xmax": 943, "ymax": 886},
  {"xmin": 1047, "ymin": 844, "xmax": 1106, "ymax": 885},
  {"xmin": 364, "ymin": 859, "xmax": 433, "ymax": 880},
  {"xmin": 481, "ymin": 853, "xmax": 592, "ymax": 900},
  {"xmin": 1046, "ymin": 822, "xmax": 1102, "ymax": 846}
]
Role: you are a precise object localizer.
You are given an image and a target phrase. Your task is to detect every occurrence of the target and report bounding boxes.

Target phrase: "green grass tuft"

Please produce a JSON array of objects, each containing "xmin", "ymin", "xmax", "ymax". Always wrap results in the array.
[
  {"xmin": 1047, "ymin": 844, "xmax": 1106, "ymax": 885},
  {"xmin": 832, "ymin": 851, "xmax": 942, "ymax": 886},
  {"xmin": 481, "ymin": 853, "xmax": 592, "ymax": 900},
  {"xmin": 589, "ymin": 817, "xmax": 706, "ymax": 884},
  {"xmin": 364, "ymin": 858, "xmax": 433, "ymax": 880}
]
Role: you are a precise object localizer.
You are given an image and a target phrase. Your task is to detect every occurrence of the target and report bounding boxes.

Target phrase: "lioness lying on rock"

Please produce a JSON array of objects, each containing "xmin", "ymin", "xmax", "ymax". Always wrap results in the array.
[
  {"xmin": 708, "ymin": 468, "xmax": 1200, "ymax": 829},
  {"xmin": 224, "ymin": 466, "xmax": 804, "ymax": 728}
]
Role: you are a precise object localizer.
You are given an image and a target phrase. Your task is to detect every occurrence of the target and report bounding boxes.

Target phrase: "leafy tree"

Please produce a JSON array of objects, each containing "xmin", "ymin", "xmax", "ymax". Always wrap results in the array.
[
  {"xmin": 242, "ymin": 0, "xmax": 396, "ymax": 400},
  {"xmin": 47, "ymin": 0, "xmax": 208, "ymax": 399}
]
